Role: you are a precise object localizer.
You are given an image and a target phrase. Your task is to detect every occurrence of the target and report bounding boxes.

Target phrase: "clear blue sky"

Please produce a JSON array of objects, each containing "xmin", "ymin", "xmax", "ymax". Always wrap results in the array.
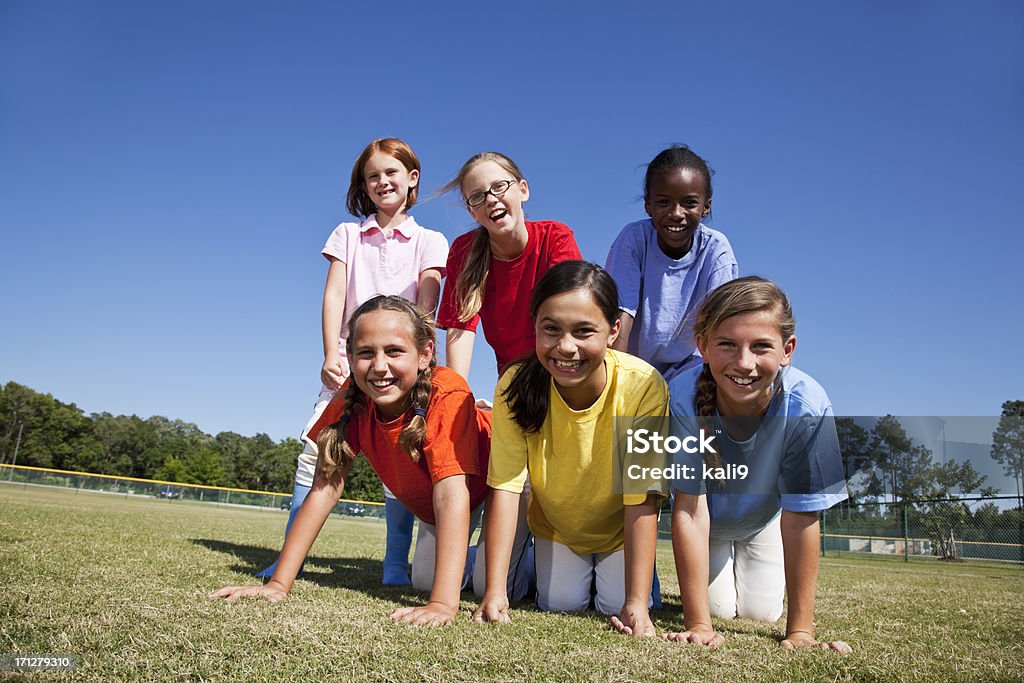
[{"xmin": 2, "ymin": 1, "xmax": 1022, "ymax": 442}]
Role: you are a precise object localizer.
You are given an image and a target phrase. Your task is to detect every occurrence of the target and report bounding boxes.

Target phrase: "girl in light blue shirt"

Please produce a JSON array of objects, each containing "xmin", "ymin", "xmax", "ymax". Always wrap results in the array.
[
  {"xmin": 604, "ymin": 145, "xmax": 737, "ymax": 382},
  {"xmin": 666, "ymin": 276, "xmax": 851, "ymax": 653}
]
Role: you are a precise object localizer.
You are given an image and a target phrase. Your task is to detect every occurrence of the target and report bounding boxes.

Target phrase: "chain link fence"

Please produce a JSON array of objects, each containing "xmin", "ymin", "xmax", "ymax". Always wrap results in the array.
[
  {"xmin": 822, "ymin": 495, "xmax": 1023, "ymax": 564},
  {"xmin": 0, "ymin": 463, "xmax": 384, "ymax": 519}
]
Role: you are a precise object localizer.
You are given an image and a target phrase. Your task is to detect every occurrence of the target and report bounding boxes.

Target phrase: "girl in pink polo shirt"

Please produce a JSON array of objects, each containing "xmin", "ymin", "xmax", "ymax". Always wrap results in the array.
[{"xmin": 257, "ymin": 138, "xmax": 449, "ymax": 586}]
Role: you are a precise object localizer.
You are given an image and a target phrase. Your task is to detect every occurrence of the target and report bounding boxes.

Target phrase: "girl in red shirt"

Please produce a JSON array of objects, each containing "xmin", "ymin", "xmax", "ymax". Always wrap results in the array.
[{"xmin": 436, "ymin": 152, "xmax": 582, "ymax": 377}]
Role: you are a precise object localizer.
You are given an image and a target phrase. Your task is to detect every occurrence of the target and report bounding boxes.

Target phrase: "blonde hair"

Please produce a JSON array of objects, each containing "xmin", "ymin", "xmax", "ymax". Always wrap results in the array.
[
  {"xmin": 439, "ymin": 152, "xmax": 526, "ymax": 323},
  {"xmin": 346, "ymin": 138, "xmax": 421, "ymax": 218},
  {"xmin": 317, "ymin": 296, "xmax": 436, "ymax": 473},
  {"xmin": 693, "ymin": 276, "xmax": 795, "ymax": 470}
]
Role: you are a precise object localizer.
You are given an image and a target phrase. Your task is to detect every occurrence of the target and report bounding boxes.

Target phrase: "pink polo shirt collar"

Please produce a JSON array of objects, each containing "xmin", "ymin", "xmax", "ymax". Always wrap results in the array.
[{"xmin": 359, "ymin": 213, "xmax": 420, "ymax": 238}]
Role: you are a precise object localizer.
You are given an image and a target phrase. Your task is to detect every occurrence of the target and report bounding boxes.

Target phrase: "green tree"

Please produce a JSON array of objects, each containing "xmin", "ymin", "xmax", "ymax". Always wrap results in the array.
[
  {"xmin": 990, "ymin": 400, "xmax": 1024, "ymax": 509},
  {"xmin": 867, "ymin": 416, "xmax": 928, "ymax": 502},
  {"xmin": 836, "ymin": 417, "xmax": 870, "ymax": 514},
  {"xmin": 182, "ymin": 448, "xmax": 224, "ymax": 487},
  {"xmin": 155, "ymin": 456, "xmax": 186, "ymax": 482}
]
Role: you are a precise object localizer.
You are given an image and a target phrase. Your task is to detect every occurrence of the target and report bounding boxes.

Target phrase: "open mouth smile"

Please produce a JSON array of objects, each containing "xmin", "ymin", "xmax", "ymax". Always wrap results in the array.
[
  {"xmin": 551, "ymin": 358, "xmax": 585, "ymax": 373},
  {"xmin": 368, "ymin": 378, "xmax": 398, "ymax": 391}
]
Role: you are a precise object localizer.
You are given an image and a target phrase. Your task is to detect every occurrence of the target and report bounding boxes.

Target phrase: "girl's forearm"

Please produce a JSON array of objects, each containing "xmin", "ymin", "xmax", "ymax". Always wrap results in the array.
[
  {"xmin": 780, "ymin": 510, "xmax": 820, "ymax": 637},
  {"xmin": 271, "ymin": 468, "xmax": 347, "ymax": 593},
  {"xmin": 623, "ymin": 494, "xmax": 659, "ymax": 606},
  {"xmin": 445, "ymin": 329, "xmax": 475, "ymax": 379},
  {"xmin": 429, "ymin": 476, "xmax": 472, "ymax": 610},
  {"xmin": 321, "ymin": 260, "xmax": 348, "ymax": 358},
  {"xmin": 482, "ymin": 489, "xmax": 519, "ymax": 598},
  {"xmin": 672, "ymin": 492, "xmax": 714, "ymax": 631},
  {"xmin": 416, "ymin": 269, "xmax": 443, "ymax": 315}
]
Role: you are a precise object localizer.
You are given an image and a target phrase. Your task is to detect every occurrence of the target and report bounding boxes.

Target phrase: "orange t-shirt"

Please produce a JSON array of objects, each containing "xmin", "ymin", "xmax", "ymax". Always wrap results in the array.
[{"xmin": 307, "ymin": 366, "xmax": 491, "ymax": 525}]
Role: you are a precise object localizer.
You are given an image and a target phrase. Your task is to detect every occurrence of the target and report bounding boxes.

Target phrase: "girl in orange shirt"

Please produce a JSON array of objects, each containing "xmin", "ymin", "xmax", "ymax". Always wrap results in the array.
[{"xmin": 212, "ymin": 295, "xmax": 521, "ymax": 627}]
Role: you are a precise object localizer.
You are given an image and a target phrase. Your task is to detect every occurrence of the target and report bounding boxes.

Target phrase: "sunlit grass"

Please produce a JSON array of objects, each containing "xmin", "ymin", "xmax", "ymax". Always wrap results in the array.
[{"xmin": 2, "ymin": 483, "xmax": 1022, "ymax": 681}]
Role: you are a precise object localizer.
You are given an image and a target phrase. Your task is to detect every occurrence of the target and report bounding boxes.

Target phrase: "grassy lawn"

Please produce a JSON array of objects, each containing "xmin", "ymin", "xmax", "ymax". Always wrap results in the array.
[{"xmin": 2, "ymin": 483, "xmax": 1023, "ymax": 682}]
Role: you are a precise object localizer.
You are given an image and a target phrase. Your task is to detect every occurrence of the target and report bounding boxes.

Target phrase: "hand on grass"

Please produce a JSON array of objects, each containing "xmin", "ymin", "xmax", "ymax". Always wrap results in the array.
[
  {"xmin": 209, "ymin": 581, "xmax": 288, "ymax": 603},
  {"xmin": 321, "ymin": 354, "xmax": 348, "ymax": 390},
  {"xmin": 390, "ymin": 601, "xmax": 458, "ymax": 627},
  {"xmin": 662, "ymin": 625, "xmax": 725, "ymax": 648},
  {"xmin": 610, "ymin": 602, "xmax": 655, "ymax": 638},
  {"xmin": 471, "ymin": 594, "xmax": 510, "ymax": 624},
  {"xmin": 781, "ymin": 631, "xmax": 852, "ymax": 654}
]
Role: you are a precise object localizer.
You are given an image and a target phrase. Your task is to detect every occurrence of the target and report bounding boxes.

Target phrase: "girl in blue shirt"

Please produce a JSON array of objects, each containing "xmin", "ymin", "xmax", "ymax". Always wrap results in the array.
[
  {"xmin": 604, "ymin": 145, "xmax": 738, "ymax": 382},
  {"xmin": 667, "ymin": 276, "xmax": 851, "ymax": 653}
]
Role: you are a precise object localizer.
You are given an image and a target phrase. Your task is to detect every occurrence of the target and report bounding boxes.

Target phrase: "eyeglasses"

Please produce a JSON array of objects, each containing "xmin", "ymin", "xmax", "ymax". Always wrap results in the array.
[{"xmin": 465, "ymin": 179, "xmax": 517, "ymax": 208}]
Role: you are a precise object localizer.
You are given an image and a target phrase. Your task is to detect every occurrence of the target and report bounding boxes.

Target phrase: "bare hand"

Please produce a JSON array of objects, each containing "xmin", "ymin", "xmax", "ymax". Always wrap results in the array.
[
  {"xmin": 390, "ymin": 601, "xmax": 458, "ymax": 627},
  {"xmin": 663, "ymin": 626, "xmax": 725, "ymax": 648},
  {"xmin": 610, "ymin": 602, "xmax": 655, "ymax": 638},
  {"xmin": 209, "ymin": 582, "xmax": 288, "ymax": 603},
  {"xmin": 472, "ymin": 594, "xmax": 511, "ymax": 624},
  {"xmin": 781, "ymin": 632, "xmax": 852, "ymax": 654},
  {"xmin": 321, "ymin": 355, "xmax": 348, "ymax": 390}
]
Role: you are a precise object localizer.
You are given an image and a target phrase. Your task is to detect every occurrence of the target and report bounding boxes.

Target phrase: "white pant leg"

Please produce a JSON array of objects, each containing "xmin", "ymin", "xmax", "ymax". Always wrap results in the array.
[
  {"xmin": 707, "ymin": 537, "xmax": 738, "ymax": 619},
  {"xmin": 733, "ymin": 513, "xmax": 785, "ymax": 622},
  {"xmin": 593, "ymin": 549, "xmax": 628, "ymax": 615},
  {"xmin": 472, "ymin": 481, "xmax": 532, "ymax": 601},
  {"xmin": 410, "ymin": 503, "xmax": 484, "ymax": 593},
  {"xmin": 534, "ymin": 537, "xmax": 594, "ymax": 612},
  {"xmin": 294, "ymin": 390, "xmax": 336, "ymax": 487}
]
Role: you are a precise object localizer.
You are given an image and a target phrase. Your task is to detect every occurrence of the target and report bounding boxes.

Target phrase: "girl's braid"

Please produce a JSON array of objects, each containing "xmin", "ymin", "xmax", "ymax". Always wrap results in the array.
[
  {"xmin": 397, "ymin": 365, "xmax": 434, "ymax": 463},
  {"xmin": 695, "ymin": 364, "xmax": 723, "ymax": 472},
  {"xmin": 318, "ymin": 379, "xmax": 364, "ymax": 475}
]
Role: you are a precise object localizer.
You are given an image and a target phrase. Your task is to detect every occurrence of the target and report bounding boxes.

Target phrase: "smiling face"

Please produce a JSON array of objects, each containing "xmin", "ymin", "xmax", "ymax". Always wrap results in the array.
[
  {"xmin": 697, "ymin": 310, "xmax": 795, "ymax": 417},
  {"xmin": 461, "ymin": 159, "xmax": 529, "ymax": 251},
  {"xmin": 362, "ymin": 152, "xmax": 419, "ymax": 220},
  {"xmin": 534, "ymin": 288, "xmax": 620, "ymax": 410},
  {"xmin": 644, "ymin": 167, "xmax": 711, "ymax": 259},
  {"xmin": 350, "ymin": 309, "xmax": 433, "ymax": 419}
]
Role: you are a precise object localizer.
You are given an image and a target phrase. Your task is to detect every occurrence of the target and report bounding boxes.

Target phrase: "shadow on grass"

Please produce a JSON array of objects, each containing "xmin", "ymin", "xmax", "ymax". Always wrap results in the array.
[{"xmin": 192, "ymin": 538, "xmax": 429, "ymax": 606}]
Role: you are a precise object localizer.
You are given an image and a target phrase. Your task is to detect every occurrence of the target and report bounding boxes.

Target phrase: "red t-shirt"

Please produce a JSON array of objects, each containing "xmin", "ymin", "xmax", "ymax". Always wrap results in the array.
[
  {"xmin": 436, "ymin": 220, "xmax": 582, "ymax": 373},
  {"xmin": 307, "ymin": 367, "xmax": 492, "ymax": 525}
]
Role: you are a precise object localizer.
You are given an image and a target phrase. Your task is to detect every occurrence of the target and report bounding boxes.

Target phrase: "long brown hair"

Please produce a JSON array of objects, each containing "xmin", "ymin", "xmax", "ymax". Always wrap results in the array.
[
  {"xmin": 317, "ymin": 296, "xmax": 436, "ymax": 473},
  {"xmin": 346, "ymin": 138, "xmax": 421, "ymax": 218},
  {"xmin": 502, "ymin": 261, "xmax": 620, "ymax": 434},
  {"xmin": 439, "ymin": 152, "xmax": 527, "ymax": 323},
  {"xmin": 693, "ymin": 276, "xmax": 795, "ymax": 469}
]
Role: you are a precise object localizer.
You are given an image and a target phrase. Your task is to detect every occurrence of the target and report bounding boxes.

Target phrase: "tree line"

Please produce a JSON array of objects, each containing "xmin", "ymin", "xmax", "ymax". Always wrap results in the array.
[
  {"xmin": 834, "ymin": 404, "xmax": 1024, "ymax": 560},
  {"xmin": 0, "ymin": 381, "xmax": 385, "ymax": 502}
]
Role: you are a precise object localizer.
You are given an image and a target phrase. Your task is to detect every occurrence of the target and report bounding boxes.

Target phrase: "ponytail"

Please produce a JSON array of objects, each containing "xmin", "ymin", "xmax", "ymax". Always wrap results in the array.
[
  {"xmin": 501, "ymin": 356, "xmax": 552, "ymax": 434},
  {"xmin": 454, "ymin": 228, "xmax": 492, "ymax": 323}
]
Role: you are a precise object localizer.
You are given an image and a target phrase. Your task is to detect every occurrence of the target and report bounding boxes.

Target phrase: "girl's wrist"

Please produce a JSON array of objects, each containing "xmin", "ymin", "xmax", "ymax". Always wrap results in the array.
[
  {"xmin": 785, "ymin": 628, "xmax": 814, "ymax": 639},
  {"xmin": 685, "ymin": 621, "xmax": 715, "ymax": 632}
]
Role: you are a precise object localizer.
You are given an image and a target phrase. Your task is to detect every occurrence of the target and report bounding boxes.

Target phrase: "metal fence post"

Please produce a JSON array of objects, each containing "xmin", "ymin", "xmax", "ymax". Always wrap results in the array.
[
  {"xmin": 903, "ymin": 503, "xmax": 909, "ymax": 563},
  {"xmin": 820, "ymin": 510, "xmax": 826, "ymax": 557}
]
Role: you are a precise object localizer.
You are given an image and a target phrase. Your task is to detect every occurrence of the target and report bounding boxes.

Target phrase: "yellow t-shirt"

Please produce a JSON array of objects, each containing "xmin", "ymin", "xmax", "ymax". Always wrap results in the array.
[{"xmin": 488, "ymin": 349, "xmax": 669, "ymax": 554}]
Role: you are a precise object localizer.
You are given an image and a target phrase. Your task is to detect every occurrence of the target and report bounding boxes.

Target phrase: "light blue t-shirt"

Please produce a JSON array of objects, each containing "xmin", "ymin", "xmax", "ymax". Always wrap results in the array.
[
  {"xmin": 604, "ymin": 220, "xmax": 737, "ymax": 382},
  {"xmin": 668, "ymin": 365, "xmax": 848, "ymax": 541}
]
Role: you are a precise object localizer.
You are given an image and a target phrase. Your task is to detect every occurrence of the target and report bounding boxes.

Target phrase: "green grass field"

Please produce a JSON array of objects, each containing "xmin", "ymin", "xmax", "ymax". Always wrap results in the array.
[{"xmin": 3, "ymin": 484, "xmax": 1023, "ymax": 682}]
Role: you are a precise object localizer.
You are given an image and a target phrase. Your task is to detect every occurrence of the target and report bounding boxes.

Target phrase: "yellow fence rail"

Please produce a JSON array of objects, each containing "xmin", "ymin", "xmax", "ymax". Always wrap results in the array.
[{"xmin": 0, "ymin": 463, "xmax": 385, "ymax": 517}]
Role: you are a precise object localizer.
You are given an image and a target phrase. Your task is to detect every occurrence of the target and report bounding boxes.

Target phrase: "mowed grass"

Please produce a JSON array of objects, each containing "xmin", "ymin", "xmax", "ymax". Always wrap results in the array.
[{"xmin": 2, "ymin": 484, "xmax": 1023, "ymax": 682}]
